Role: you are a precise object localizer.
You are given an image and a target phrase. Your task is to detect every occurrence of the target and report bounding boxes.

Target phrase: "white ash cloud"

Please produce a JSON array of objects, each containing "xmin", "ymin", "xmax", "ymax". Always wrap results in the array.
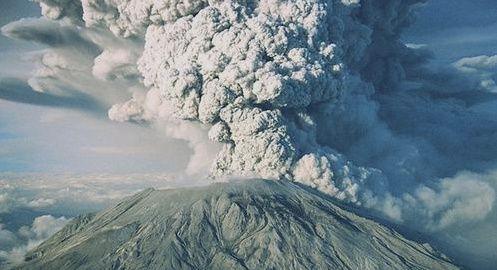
[
  {"xmin": 3, "ymin": 0, "xmax": 497, "ymax": 239},
  {"xmin": 92, "ymin": 49, "xmax": 141, "ymax": 81},
  {"xmin": 110, "ymin": 0, "xmax": 370, "ymax": 201},
  {"xmin": 32, "ymin": 0, "xmax": 82, "ymax": 22}
]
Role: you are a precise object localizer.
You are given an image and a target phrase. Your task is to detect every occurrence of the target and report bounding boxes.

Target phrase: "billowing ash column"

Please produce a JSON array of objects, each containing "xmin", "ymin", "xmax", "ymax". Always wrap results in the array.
[
  {"xmin": 9, "ymin": 0, "xmax": 492, "ymax": 234},
  {"xmin": 109, "ymin": 0, "xmax": 371, "ymax": 200},
  {"xmin": 33, "ymin": 0, "xmax": 423, "ymax": 204}
]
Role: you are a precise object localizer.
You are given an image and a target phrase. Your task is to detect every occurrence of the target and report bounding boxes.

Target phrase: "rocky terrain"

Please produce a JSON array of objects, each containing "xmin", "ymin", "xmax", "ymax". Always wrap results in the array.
[{"xmin": 17, "ymin": 180, "xmax": 459, "ymax": 270}]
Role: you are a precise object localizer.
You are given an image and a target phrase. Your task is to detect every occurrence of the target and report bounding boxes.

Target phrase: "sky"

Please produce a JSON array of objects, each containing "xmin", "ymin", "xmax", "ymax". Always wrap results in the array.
[
  {"xmin": 405, "ymin": 3, "xmax": 497, "ymax": 266},
  {"xmin": 0, "ymin": 0, "xmax": 193, "ymax": 174},
  {"xmin": 0, "ymin": 0, "xmax": 497, "ymax": 269},
  {"xmin": 405, "ymin": 0, "xmax": 497, "ymax": 65}
]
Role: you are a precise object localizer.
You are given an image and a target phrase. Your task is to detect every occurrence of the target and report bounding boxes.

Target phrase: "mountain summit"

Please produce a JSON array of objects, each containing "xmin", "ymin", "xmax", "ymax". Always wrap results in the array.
[{"xmin": 18, "ymin": 180, "xmax": 458, "ymax": 270}]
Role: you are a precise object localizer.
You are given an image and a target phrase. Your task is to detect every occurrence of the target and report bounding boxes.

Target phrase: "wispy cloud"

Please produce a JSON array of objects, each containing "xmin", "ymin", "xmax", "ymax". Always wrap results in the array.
[{"xmin": 0, "ymin": 77, "xmax": 104, "ymax": 112}]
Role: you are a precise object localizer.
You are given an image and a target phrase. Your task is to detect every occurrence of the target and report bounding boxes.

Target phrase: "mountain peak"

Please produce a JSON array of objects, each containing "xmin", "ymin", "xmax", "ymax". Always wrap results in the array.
[{"xmin": 18, "ymin": 180, "xmax": 458, "ymax": 270}]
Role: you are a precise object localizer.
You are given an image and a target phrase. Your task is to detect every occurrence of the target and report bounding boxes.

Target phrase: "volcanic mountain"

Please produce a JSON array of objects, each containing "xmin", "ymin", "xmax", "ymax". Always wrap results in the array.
[{"xmin": 17, "ymin": 180, "xmax": 458, "ymax": 270}]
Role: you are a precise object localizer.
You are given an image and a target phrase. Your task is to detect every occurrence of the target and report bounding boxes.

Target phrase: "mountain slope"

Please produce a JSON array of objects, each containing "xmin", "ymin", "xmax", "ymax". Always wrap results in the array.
[{"xmin": 17, "ymin": 180, "xmax": 458, "ymax": 270}]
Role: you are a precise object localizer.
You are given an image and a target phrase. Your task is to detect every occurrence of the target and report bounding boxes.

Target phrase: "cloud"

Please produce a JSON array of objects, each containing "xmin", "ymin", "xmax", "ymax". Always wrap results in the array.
[
  {"xmin": 25, "ymin": 198, "xmax": 57, "ymax": 209},
  {"xmin": 108, "ymin": 87, "xmax": 222, "ymax": 176},
  {"xmin": 80, "ymin": 0, "xmax": 208, "ymax": 37},
  {"xmin": 92, "ymin": 49, "xmax": 141, "ymax": 81},
  {"xmin": 454, "ymin": 54, "xmax": 497, "ymax": 92},
  {"xmin": 32, "ymin": 0, "xmax": 82, "ymax": 22},
  {"xmin": 0, "ymin": 172, "xmax": 194, "ymax": 215},
  {"xmin": 454, "ymin": 55, "xmax": 497, "ymax": 73},
  {"xmin": 0, "ymin": 225, "xmax": 18, "ymax": 251},
  {"xmin": 22, "ymin": 215, "xmax": 69, "ymax": 240},
  {"xmin": 112, "ymin": 0, "xmax": 371, "ymax": 189},
  {"xmin": 0, "ymin": 192, "xmax": 56, "ymax": 214},
  {"xmin": 1, "ymin": 17, "xmax": 146, "ymax": 108},
  {"xmin": 0, "ymin": 77, "xmax": 104, "ymax": 112},
  {"xmin": 0, "ymin": 215, "xmax": 68, "ymax": 267},
  {"xmin": 2, "ymin": 18, "xmax": 97, "ymax": 51},
  {"xmin": 408, "ymin": 173, "xmax": 495, "ymax": 230}
]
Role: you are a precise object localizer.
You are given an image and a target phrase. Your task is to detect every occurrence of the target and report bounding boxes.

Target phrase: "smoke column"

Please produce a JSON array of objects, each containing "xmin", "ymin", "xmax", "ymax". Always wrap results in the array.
[{"xmin": 2, "ymin": 0, "xmax": 496, "ymax": 236}]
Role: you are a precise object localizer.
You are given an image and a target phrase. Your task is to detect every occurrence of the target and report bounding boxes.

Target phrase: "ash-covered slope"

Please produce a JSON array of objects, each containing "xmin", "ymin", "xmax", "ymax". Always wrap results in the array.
[{"xmin": 18, "ymin": 180, "xmax": 458, "ymax": 270}]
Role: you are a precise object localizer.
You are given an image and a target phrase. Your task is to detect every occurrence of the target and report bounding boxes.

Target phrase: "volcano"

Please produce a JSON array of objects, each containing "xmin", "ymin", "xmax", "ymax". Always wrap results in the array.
[{"xmin": 17, "ymin": 180, "xmax": 458, "ymax": 270}]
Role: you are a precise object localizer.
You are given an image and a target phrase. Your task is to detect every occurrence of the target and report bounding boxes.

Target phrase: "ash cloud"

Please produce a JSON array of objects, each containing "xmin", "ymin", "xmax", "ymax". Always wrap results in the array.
[
  {"xmin": 3, "ymin": 1, "xmax": 497, "ymax": 266},
  {"xmin": 96, "ymin": 0, "xmax": 496, "ymax": 231}
]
